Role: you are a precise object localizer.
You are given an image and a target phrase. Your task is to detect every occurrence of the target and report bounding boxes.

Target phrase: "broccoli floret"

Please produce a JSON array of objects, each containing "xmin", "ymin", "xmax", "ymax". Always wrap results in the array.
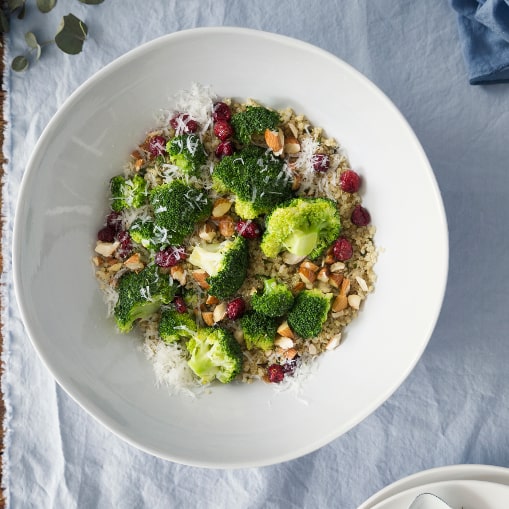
[
  {"xmin": 110, "ymin": 174, "xmax": 148, "ymax": 212},
  {"xmin": 240, "ymin": 311, "xmax": 278, "ymax": 351},
  {"xmin": 231, "ymin": 106, "xmax": 280, "ymax": 145},
  {"xmin": 188, "ymin": 236, "xmax": 248, "ymax": 299},
  {"xmin": 287, "ymin": 289, "xmax": 332, "ymax": 339},
  {"xmin": 186, "ymin": 327, "xmax": 243, "ymax": 384},
  {"xmin": 159, "ymin": 307, "xmax": 197, "ymax": 343},
  {"xmin": 129, "ymin": 217, "xmax": 156, "ymax": 250},
  {"xmin": 114, "ymin": 265, "xmax": 177, "ymax": 333},
  {"xmin": 212, "ymin": 145, "xmax": 293, "ymax": 219},
  {"xmin": 251, "ymin": 278, "xmax": 294, "ymax": 318},
  {"xmin": 261, "ymin": 197, "xmax": 341, "ymax": 259},
  {"xmin": 166, "ymin": 134, "xmax": 207, "ymax": 176},
  {"xmin": 150, "ymin": 180, "xmax": 212, "ymax": 246}
]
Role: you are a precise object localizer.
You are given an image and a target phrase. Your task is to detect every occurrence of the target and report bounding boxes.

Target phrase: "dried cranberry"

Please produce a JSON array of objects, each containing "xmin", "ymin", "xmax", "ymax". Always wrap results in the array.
[
  {"xmin": 215, "ymin": 141, "xmax": 234, "ymax": 159},
  {"xmin": 311, "ymin": 154, "xmax": 330, "ymax": 173},
  {"xmin": 106, "ymin": 211, "xmax": 122, "ymax": 232},
  {"xmin": 155, "ymin": 246, "xmax": 187, "ymax": 268},
  {"xmin": 226, "ymin": 297, "xmax": 246, "ymax": 320},
  {"xmin": 351, "ymin": 204, "xmax": 371, "ymax": 226},
  {"xmin": 340, "ymin": 170, "xmax": 361, "ymax": 193},
  {"xmin": 213, "ymin": 120, "xmax": 233, "ymax": 141},
  {"xmin": 267, "ymin": 364, "xmax": 285, "ymax": 383},
  {"xmin": 333, "ymin": 237, "xmax": 353, "ymax": 261},
  {"xmin": 117, "ymin": 230, "xmax": 133, "ymax": 258},
  {"xmin": 282, "ymin": 357, "xmax": 299, "ymax": 375},
  {"xmin": 170, "ymin": 114, "xmax": 198, "ymax": 134},
  {"xmin": 213, "ymin": 102, "xmax": 231, "ymax": 122},
  {"xmin": 173, "ymin": 296, "xmax": 187, "ymax": 314},
  {"xmin": 148, "ymin": 135, "xmax": 167, "ymax": 157},
  {"xmin": 236, "ymin": 220, "xmax": 261, "ymax": 239},
  {"xmin": 97, "ymin": 226, "xmax": 116, "ymax": 243}
]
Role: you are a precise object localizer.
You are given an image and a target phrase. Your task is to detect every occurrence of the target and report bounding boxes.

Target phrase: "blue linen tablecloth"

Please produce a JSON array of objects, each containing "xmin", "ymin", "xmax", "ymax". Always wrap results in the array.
[{"xmin": 3, "ymin": 1, "xmax": 509, "ymax": 508}]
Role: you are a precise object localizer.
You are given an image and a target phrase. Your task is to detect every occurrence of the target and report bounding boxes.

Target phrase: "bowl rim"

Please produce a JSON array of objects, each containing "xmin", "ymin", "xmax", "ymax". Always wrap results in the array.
[{"xmin": 12, "ymin": 26, "xmax": 449, "ymax": 468}]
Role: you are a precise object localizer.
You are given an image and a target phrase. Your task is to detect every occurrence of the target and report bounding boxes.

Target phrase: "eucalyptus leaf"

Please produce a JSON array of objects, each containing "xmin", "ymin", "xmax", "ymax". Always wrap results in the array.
[
  {"xmin": 25, "ymin": 31, "xmax": 39, "ymax": 49},
  {"xmin": 36, "ymin": 0, "xmax": 57, "ymax": 13},
  {"xmin": 0, "ymin": 10, "xmax": 9, "ymax": 33},
  {"xmin": 11, "ymin": 55, "xmax": 29, "ymax": 72},
  {"xmin": 78, "ymin": 0, "xmax": 104, "ymax": 4},
  {"xmin": 55, "ymin": 14, "xmax": 88, "ymax": 55}
]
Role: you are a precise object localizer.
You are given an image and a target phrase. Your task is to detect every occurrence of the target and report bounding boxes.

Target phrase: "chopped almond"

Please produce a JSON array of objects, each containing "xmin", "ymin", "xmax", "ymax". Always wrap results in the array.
[
  {"xmin": 212, "ymin": 198, "xmax": 232, "ymax": 218},
  {"xmin": 277, "ymin": 320, "xmax": 295, "ymax": 339},
  {"xmin": 264, "ymin": 128, "xmax": 284, "ymax": 155},
  {"xmin": 218, "ymin": 216, "xmax": 235, "ymax": 237},
  {"xmin": 202, "ymin": 311, "xmax": 215, "ymax": 326},
  {"xmin": 192, "ymin": 270, "xmax": 210, "ymax": 289}
]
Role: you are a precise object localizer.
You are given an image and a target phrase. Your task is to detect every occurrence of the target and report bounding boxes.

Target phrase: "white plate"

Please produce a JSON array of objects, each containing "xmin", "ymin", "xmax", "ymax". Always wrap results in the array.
[
  {"xmin": 359, "ymin": 465, "xmax": 509, "ymax": 509},
  {"xmin": 12, "ymin": 27, "xmax": 448, "ymax": 467},
  {"xmin": 370, "ymin": 480, "xmax": 509, "ymax": 509}
]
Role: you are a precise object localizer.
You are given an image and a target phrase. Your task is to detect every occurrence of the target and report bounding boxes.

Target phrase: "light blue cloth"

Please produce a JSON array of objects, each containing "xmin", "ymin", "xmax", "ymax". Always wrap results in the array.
[
  {"xmin": 451, "ymin": 0, "xmax": 509, "ymax": 83},
  {"xmin": 3, "ymin": 1, "xmax": 509, "ymax": 508}
]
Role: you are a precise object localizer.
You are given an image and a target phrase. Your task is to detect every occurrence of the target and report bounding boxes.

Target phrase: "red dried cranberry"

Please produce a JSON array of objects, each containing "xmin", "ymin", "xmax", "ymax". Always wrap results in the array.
[
  {"xmin": 267, "ymin": 364, "xmax": 285, "ymax": 383},
  {"xmin": 226, "ymin": 297, "xmax": 246, "ymax": 320},
  {"xmin": 215, "ymin": 141, "xmax": 234, "ymax": 159},
  {"xmin": 282, "ymin": 357, "xmax": 299, "ymax": 375},
  {"xmin": 173, "ymin": 296, "xmax": 187, "ymax": 314},
  {"xmin": 170, "ymin": 114, "xmax": 198, "ymax": 134},
  {"xmin": 213, "ymin": 102, "xmax": 231, "ymax": 122},
  {"xmin": 351, "ymin": 204, "xmax": 371, "ymax": 226},
  {"xmin": 235, "ymin": 220, "xmax": 261, "ymax": 239},
  {"xmin": 340, "ymin": 170, "xmax": 361, "ymax": 193},
  {"xmin": 97, "ymin": 226, "xmax": 116, "ymax": 243},
  {"xmin": 213, "ymin": 120, "xmax": 233, "ymax": 141},
  {"xmin": 106, "ymin": 211, "xmax": 122, "ymax": 232},
  {"xmin": 311, "ymin": 154, "xmax": 330, "ymax": 173},
  {"xmin": 333, "ymin": 237, "xmax": 353, "ymax": 261},
  {"xmin": 148, "ymin": 135, "xmax": 167, "ymax": 157},
  {"xmin": 117, "ymin": 230, "xmax": 133, "ymax": 258},
  {"xmin": 155, "ymin": 246, "xmax": 187, "ymax": 268}
]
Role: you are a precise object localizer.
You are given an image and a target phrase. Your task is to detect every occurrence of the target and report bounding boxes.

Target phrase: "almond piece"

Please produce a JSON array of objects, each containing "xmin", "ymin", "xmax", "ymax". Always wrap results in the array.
[
  {"xmin": 324, "ymin": 253, "xmax": 336, "ymax": 264},
  {"xmin": 274, "ymin": 336, "xmax": 294, "ymax": 350},
  {"xmin": 202, "ymin": 311, "xmax": 215, "ymax": 326},
  {"xmin": 107, "ymin": 262, "xmax": 123, "ymax": 273},
  {"xmin": 205, "ymin": 295, "xmax": 219, "ymax": 306},
  {"xmin": 291, "ymin": 172, "xmax": 302, "ymax": 191},
  {"xmin": 293, "ymin": 282, "xmax": 306, "ymax": 293},
  {"xmin": 332, "ymin": 294, "xmax": 348, "ymax": 312},
  {"xmin": 199, "ymin": 222, "xmax": 216, "ymax": 242},
  {"xmin": 283, "ymin": 252, "xmax": 306, "ymax": 265},
  {"xmin": 328, "ymin": 273, "xmax": 344, "ymax": 289},
  {"xmin": 299, "ymin": 266, "xmax": 316, "ymax": 285},
  {"xmin": 317, "ymin": 267, "xmax": 330, "ymax": 282},
  {"xmin": 192, "ymin": 270, "xmax": 210, "ymax": 289},
  {"xmin": 124, "ymin": 256, "xmax": 145, "ymax": 271},
  {"xmin": 326, "ymin": 334, "xmax": 342, "ymax": 350},
  {"xmin": 264, "ymin": 128, "xmax": 284, "ymax": 155},
  {"xmin": 284, "ymin": 136, "xmax": 301, "ymax": 154},
  {"xmin": 348, "ymin": 294, "xmax": 361, "ymax": 310},
  {"xmin": 355, "ymin": 276, "xmax": 369, "ymax": 292},
  {"xmin": 308, "ymin": 343, "xmax": 318, "ymax": 355},
  {"xmin": 284, "ymin": 348, "xmax": 298, "ymax": 360},
  {"xmin": 95, "ymin": 241, "xmax": 119, "ymax": 258},
  {"xmin": 330, "ymin": 261, "xmax": 346, "ymax": 273},
  {"xmin": 212, "ymin": 198, "xmax": 232, "ymax": 218},
  {"xmin": 301, "ymin": 260, "xmax": 320, "ymax": 272},
  {"xmin": 170, "ymin": 264, "xmax": 187, "ymax": 285},
  {"xmin": 92, "ymin": 256, "xmax": 101, "ymax": 267},
  {"xmin": 287, "ymin": 122, "xmax": 299, "ymax": 138},
  {"xmin": 213, "ymin": 302, "xmax": 227, "ymax": 323},
  {"xmin": 218, "ymin": 216, "xmax": 235, "ymax": 237},
  {"xmin": 277, "ymin": 320, "xmax": 295, "ymax": 339}
]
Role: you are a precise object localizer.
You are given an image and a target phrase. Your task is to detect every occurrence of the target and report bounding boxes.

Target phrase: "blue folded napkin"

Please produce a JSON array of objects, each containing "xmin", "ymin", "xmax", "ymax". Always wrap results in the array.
[{"xmin": 451, "ymin": 0, "xmax": 509, "ymax": 84}]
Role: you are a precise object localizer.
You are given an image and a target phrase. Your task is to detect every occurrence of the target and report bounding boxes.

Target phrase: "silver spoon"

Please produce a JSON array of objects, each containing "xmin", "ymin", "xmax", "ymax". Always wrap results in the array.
[{"xmin": 408, "ymin": 493, "xmax": 453, "ymax": 509}]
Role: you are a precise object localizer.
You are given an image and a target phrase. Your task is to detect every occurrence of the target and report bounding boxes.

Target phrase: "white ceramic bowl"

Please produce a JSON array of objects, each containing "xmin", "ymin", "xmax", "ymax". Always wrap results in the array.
[{"xmin": 13, "ymin": 27, "xmax": 448, "ymax": 467}]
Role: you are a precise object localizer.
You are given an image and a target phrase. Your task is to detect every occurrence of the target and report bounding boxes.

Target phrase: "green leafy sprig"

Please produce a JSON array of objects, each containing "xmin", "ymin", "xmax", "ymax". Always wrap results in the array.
[{"xmin": 2, "ymin": 0, "xmax": 105, "ymax": 72}]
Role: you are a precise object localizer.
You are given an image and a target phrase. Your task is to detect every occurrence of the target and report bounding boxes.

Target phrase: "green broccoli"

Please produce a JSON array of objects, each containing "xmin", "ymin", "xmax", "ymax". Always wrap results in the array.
[
  {"xmin": 159, "ymin": 307, "xmax": 197, "ymax": 343},
  {"xmin": 188, "ymin": 236, "xmax": 248, "ymax": 299},
  {"xmin": 260, "ymin": 197, "xmax": 341, "ymax": 259},
  {"xmin": 129, "ymin": 217, "xmax": 156, "ymax": 250},
  {"xmin": 240, "ymin": 311, "xmax": 278, "ymax": 351},
  {"xmin": 166, "ymin": 134, "xmax": 207, "ymax": 176},
  {"xmin": 114, "ymin": 265, "xmax": 177, "ymax": 333},
  {"xmin": 110, "ymin": 174, "xmax": 148, "ymax": 212},
  {"xmin": 150, "ymin": 180, "xmax": 212, "ymax": 246},
  {"xmin": 287, "ymin": 289, "xmax": 333, "ymax": 339},
  {"xmin": 251, "ymin": 278, "xmax": 294, "ymax": 317},
  {"xmin": 231, "ymin": 106, "xmax": 280, "ymax": 144},
  {"xmin": 186, "ymin": 327, "xmax": 243, "ymax": 384},
  {"xmin": 212, "ymin": 145, "xmax": 293, "ymax": 219}
]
